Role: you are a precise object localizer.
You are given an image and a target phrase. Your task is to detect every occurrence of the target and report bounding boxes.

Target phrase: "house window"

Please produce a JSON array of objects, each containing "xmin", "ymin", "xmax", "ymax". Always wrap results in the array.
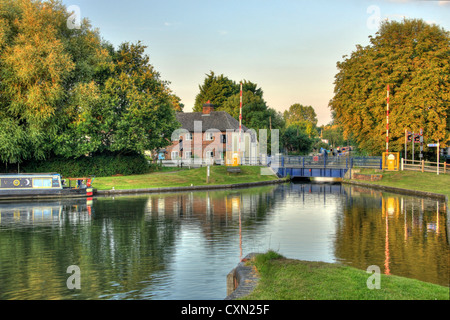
[
  {"xmin": 186, "ymin": 133, "xmax": 193, "ymax": 141},
  {"xmin": 205, "ymin": 132, "xmax": 214, "ymax": 141},
  {"xmin": 171, "ymin": 151, "xmax": 179, "ymax": 159},
  {"xmin": 221, "ymin": 134, "xmax": 226, "ymax": 143},
  {"xmin": 206, "ymin": 151, "xmax": 214, "ymax": 158},
  {"xmin": 185, "ymin": 151, "xmax": 192, "ymax": 159}
]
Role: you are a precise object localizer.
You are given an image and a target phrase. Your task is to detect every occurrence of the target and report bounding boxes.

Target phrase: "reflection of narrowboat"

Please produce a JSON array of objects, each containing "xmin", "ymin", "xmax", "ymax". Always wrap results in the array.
[
  {"xmin": 0, "ymin": 198, "xmax": 93, "ymax": 224},
  {"xmin": 0, "ymin": 173, "xmax": 94, "ymax": 200}
]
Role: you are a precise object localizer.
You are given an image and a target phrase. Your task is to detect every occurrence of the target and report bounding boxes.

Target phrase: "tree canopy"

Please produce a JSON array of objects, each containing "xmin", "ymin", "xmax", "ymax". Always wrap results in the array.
[
  {"xmin": 329, "ymin": 19, "xmax": 450, "ymax": 155},
  {"xmin": 0, "ymin": 0, "xmax": 181, "ymax": 163},
  {"xmin": 193, "ymin": 71, "xmax": 284, "ymax": 132}
]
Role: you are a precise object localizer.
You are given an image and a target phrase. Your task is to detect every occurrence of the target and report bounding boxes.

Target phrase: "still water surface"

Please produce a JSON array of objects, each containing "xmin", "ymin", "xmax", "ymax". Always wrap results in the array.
[{"xmin": 0, "ymin": 182, "xmax": 448, "ymax": 299}]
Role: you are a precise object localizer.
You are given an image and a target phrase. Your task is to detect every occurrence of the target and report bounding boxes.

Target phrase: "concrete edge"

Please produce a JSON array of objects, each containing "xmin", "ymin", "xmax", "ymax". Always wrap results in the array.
[
  {"xmin": 95, "ymin": 178, "xmax": 290, "ymax": 196},
  {"xmin": 225, "ymin": 253, "xmax": 261, "ymax": 300},
  {"xmin": 342, "ymin": 179, "xmax": 448, "ymax": 202}
]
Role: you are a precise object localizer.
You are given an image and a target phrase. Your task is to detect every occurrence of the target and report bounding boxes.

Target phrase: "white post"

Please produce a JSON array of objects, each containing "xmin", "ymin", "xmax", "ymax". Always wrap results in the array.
[
  {"xmin": 239, "ymin": 82, "xmax": 243, "ymax": 165},
  {"xmin": 386, "ymin": 85, "xmax": 389, "ymax": 154},
  {"xmin": 437, "ymin": 140, "xmax": 440, "ymax": 175},
  {"xmin": 401, "ymin": 158, "xmax": 404, "ymax": 171}
]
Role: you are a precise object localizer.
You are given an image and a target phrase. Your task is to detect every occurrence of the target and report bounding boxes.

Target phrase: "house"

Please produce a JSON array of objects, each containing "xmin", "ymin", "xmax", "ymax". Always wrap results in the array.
[{"xmin": 164, "ymin": 102, "xmax": 259, "ymax": 165}]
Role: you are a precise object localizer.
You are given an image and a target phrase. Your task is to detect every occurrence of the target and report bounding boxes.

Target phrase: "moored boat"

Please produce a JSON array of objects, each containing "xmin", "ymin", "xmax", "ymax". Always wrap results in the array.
[{"xmin": 0, "ymin": 173, "xmax": 94, "ymax": 200}]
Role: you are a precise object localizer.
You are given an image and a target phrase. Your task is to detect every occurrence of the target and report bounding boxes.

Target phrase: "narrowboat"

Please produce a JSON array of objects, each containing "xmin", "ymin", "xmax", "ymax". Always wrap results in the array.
[{"xmin": 0, "ymin": 173, "xmax": 94, "ymax": 200}]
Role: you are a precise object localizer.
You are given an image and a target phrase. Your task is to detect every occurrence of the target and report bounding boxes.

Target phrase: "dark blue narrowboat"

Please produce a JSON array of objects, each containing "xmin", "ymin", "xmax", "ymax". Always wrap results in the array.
[{"xmin": 0, "ymin": 173, "xmax": 94, "ymax": 200}]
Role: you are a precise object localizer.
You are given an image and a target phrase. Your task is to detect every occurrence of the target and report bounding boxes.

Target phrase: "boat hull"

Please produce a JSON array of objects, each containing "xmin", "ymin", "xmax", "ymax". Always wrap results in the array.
[{"xmin": 0, "ymin": 187, "xmax": 94, "ymax": 201}]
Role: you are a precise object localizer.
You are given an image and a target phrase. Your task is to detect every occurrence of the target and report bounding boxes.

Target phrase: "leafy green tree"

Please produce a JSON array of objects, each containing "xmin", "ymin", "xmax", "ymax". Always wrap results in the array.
[
  {"xmin": 283, "ymin": 103, "xmax": 319, "ymax": 139},
  {"xmin": 283, "ymin": 103, "xmax": 318, "ymax": 127},
  {"xmin": 55, "ymin": 42, "xmax": 179, "ymax": 157},
  {"xmin": 0, "ymin": 0, "xmax": 182, "ymax": 164},
  {"xmin": 281, "ymin": 125, "xmax": 314, "ymax": 155},
  {"xmin": 321, "ymin": 125, "xmax": 346, "ymax": 148},
  {"xmin": 0, "ymin": 0, "xmax": 76, "ymax": 161},
  {"xmin": 329, "ymin": 19, "xmax": 450, "ymax": 155},
  {"xmin": 193, "ymin": 71, "xmax": 239, "ymax": 111}
]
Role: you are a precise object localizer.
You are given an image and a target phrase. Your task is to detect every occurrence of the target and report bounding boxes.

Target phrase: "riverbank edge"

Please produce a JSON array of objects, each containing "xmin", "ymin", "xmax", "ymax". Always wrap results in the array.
[
  {"xmin": 342, "ymin": 178, "xmax": 449, "ymax": 202},
  {"xmin": 225, "ymin": 179, "xmax": 449, "ymax": 300},
  {"xmin": 94, "ymin": 177, "xmax": 289, "ymax": 195},
  {"xmin": 225, "ymin": 253, "xmax": 260, "ymax": 300}
]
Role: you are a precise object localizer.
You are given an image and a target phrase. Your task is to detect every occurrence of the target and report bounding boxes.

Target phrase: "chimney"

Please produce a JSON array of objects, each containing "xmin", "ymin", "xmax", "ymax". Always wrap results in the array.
[{"xmin": 202, "ymin": 100, "xmax": 215, "ymax": 114}]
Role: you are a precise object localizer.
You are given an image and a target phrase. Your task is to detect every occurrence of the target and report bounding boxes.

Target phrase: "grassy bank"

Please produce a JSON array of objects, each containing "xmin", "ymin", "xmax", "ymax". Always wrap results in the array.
[
  {"xmin": 92, "ymin": 166, "xmax": 279, "ymax": 190},
  {"xmin": 240, "ymin": 251, "xmax": 449, "ymax": 300},
  {"xmin": 350, "ymin": 169, "xmax": 450, "ymax": 199}
]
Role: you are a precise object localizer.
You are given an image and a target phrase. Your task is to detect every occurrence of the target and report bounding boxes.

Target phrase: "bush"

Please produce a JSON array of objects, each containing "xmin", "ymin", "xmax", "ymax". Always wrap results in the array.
[{"xmin": 21, "ymin": 154, "xmax": 150, "ymax": 177}]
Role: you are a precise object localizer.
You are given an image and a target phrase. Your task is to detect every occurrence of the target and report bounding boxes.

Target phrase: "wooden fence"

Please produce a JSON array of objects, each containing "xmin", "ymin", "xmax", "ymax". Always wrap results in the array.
[{"xmin": 402, "ymin": 158, "xmax": 448, "ymax": 174}]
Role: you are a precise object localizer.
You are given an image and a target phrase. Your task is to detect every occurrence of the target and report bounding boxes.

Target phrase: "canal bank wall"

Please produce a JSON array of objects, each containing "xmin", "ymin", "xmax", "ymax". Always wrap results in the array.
[
  {"xmin": 342, "ymin": 179, "xmax": 448, "ymax": 202},
  {"xmin": 225, "ymin": 253, "xmax": 260, "ymax": 300},
  {"xmin": 95, "ymin": 178, "xmax": 290, "ymax": 196}
]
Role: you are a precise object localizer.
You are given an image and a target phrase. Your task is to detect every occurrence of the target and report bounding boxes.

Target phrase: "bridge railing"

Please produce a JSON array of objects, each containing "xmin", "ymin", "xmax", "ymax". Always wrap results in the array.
[
  {"xmin": 157, "ymin": 155, "xmax": 383, "ymax": 170},
  {"xmin": 350, "ymin": 157, "xmax": 382, "ymax": 169},
  {"xmin": 269, "ymin": 156, "xmax": 382, "ymax": 170}
]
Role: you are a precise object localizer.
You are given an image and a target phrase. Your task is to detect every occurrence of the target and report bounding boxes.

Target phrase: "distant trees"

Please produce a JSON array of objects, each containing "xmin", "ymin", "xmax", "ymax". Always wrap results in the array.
[
  {"xmin": 0, "ymin": 0, "xmax": 181, "ymax": 164},
  {"xmin": 329, "ymin": 19, "xmax": 450, "ymax": 155},
  {"xmin": 278, "ymin": 104, "xmax": 320, "ymax": 155},
  {"xmin": 193, "ymin": 71, "xmax": 285, "ymax": 134},
  {"xmin": 193, "ymin": 72, "xmax": 325, "ymax": 155},
  {"xmin": 281, "ymin": 127, "xmax": 314, "ymax": 155}
]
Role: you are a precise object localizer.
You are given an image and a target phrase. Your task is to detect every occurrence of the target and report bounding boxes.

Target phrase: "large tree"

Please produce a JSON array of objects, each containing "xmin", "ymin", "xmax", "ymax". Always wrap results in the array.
[
  {"xmin": 193, "ymin": 71, "xmax": 283, "ymax": 130},
  {"xmin": 0, "ymin": 0, "xmax": 77, "ymax": 161},
  {"xmin": 53, "ymin": 42, "xmax": 180, "ymax": 157},
  {"xmin": 0, "ymin": 0, "xmax": 181, "ymax": 163},
  {"xmin": 283, "ymin": 103, "xmax": 318, "ymax": 127},
  {"xmin": 193, "ymin": 71, "xmax": 239, "ymax": 112},
  {"xmin": 281, "ymin": 125, "xmax": 314, "ymax": 155},
  {"xmin": 329, "ymin": 19, "xmax": 450, "ymax": 155}
]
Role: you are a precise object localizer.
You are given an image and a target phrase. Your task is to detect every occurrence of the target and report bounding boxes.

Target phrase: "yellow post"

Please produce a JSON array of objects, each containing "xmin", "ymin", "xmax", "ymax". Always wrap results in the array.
[
  {"xmin": 383, "ymin": 152, "xmax": 399, "ymax": 171},
  {"xmin": 232, "ymin": 153, "xmax": 239, "ymax": 167}
]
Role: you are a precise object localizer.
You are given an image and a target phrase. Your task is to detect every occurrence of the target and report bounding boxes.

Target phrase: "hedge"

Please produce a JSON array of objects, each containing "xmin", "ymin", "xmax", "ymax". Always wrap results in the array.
[{"xmin": 20, "ymin": 154, "xmax": 151, "ymax": 177}]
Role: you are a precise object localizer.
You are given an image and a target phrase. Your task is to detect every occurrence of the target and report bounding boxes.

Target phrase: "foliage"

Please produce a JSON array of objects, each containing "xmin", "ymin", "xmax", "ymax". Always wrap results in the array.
[
  {"xmin": 193, "ymin": 71, "xmax": 285, "ymax": 154},
  {"xmin": 281, "ymin": 125, "xmax": 314, "ymax": 155},
  {"xmin": 329, "ymin": 19, "xmax": 450, "ymax": 155},
  {"xmin": 21, "ymin": 154, "xmax": 151, "ymax": 177},
  {"xmin": 194, "ymin": 71, "xmax": 284, "ymax": 131},
  {"xmin": 193, "ymin": 71, "xmax": 239, "ymax": 111},
  {"xmin": 320, "ymin": 124, "xmax": 346, "ymax": 148},
  {"xmin": 283, "ymin": 103, "xmax": 318, "ymax": 127},
  {"xmin": 0, "ymin": 0, "xmax": 181, "ymax": 164}
]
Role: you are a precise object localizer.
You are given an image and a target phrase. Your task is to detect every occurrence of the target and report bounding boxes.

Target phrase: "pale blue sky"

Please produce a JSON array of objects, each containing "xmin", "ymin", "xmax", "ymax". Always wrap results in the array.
[{"xmin": 61, "ymin": 0, "xmax": 450, "ymax": 125}]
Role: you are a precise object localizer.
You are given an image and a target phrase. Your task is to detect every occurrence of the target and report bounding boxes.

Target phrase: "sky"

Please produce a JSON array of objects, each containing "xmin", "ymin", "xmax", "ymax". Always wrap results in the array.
[{"xmin": 61, "ymin": 0, "xmax": 450, "ymax": 126}]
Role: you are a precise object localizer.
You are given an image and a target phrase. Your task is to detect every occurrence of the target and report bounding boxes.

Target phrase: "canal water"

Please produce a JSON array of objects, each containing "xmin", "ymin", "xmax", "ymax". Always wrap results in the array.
[{"xmin": 0, "ymin": 182, "xmax": 448, "ymax": 299}]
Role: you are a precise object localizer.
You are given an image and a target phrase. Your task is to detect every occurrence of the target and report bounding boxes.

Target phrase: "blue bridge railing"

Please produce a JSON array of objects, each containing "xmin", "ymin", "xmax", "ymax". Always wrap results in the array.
[
  {"xmin": 268, "ymin": 156, "xmax": 382, "ymax": 170},
  {"xmin": 268, "ymin": 155, "xmax": 382, "ymax": 178}
]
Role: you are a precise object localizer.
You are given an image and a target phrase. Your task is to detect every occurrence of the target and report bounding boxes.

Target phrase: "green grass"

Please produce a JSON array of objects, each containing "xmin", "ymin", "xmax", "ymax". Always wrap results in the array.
[
  {"xmin": 351, "ymin": 169, "xmax": 450, "ymax": 198},
  {"xmin": 240, "ymin": 251, "xmax": 449, "ymax": 300},
  {"xmin": 92, "ymin": 166, "xmax": 279, "ymax": 190}
]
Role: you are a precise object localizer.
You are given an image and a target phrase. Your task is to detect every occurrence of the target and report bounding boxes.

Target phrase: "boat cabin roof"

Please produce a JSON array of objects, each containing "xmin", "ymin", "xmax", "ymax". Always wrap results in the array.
[{"xmin": 0, "ymin": 173, "xmax": 61, "ymax": 178}]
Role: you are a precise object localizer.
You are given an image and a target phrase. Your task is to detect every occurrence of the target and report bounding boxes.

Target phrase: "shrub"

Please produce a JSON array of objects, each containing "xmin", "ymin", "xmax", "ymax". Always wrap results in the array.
[{"xmin": 21, "ymin": 154, "xmax": 150, "ymax": 177}]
